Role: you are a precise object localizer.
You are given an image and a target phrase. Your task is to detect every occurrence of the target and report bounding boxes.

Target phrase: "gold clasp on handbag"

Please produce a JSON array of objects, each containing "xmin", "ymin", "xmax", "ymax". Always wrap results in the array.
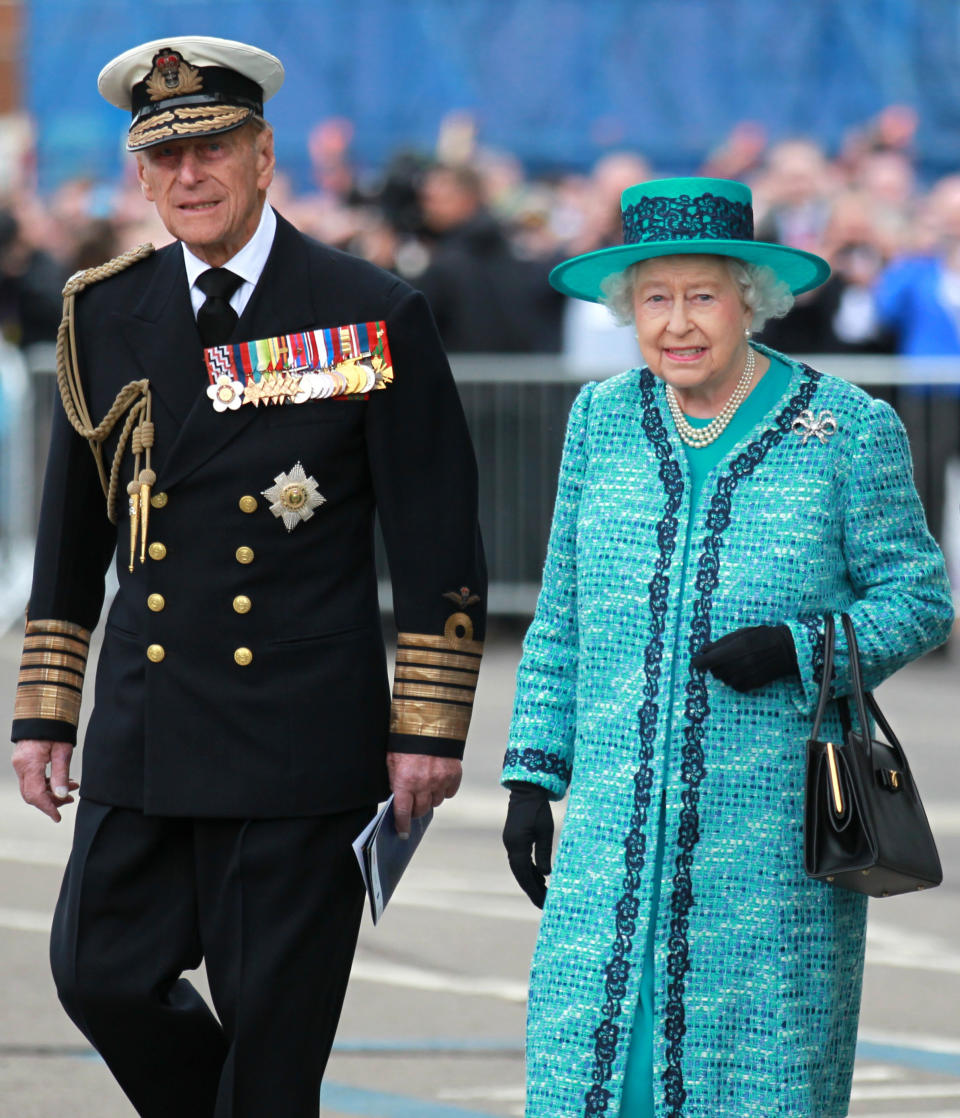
[
  {"xmin": 826, "ymin": 741, "xmax": 844, "ymax": 815},
  {"xmin": 878, "ymin": 768, "xmax": 902, "ymax": 793}
]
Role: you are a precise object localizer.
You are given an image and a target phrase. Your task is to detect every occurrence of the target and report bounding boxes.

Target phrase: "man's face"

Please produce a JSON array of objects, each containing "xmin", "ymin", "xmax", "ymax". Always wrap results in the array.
[{"xmin": 136, "ymin": 123, "xmax": 275, "ymax": 266}]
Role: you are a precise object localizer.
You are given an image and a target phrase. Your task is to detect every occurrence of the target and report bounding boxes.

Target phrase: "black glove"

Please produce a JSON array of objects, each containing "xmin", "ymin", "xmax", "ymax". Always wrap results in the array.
[
  {"xmin": 691, "ymin": 624, "xmax": 798, "ymax": 692},
  {"xmin": 502, "ymin": 781, "xmax": 554, "ymax": 909}
]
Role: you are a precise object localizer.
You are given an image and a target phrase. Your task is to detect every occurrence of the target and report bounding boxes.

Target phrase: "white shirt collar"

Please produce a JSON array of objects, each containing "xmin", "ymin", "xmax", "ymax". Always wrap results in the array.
[{"xmin": 182, "ymin": 203, "xmax": 277, "ymax": 317}]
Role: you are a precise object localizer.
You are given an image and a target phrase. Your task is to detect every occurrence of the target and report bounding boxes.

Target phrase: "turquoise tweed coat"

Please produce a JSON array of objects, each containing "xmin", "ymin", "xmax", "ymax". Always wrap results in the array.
[{"xmin": 502, "ymin": 355, "xmax": 954, "ymax": 1118}]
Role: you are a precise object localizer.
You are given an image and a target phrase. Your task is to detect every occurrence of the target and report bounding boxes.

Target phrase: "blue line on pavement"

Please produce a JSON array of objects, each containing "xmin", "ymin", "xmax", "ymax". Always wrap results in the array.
[
  {"xmin": 856, "ymin": 1040, "xmax": 960, "ymax": 1078},
  {"xmin": 333, "ymin": 1037, "xmax": 522, "ymax": 1054},
  {"xmin": 320, "ymin": 1082, "xmax": 499, "ymax": 1118}
]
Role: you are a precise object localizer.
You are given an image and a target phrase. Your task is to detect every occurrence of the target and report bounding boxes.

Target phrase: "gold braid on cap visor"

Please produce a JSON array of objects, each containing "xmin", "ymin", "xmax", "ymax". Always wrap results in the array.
[{"xmin": 128, "ymin": 104, "xmax": 251, "ymax": 150}]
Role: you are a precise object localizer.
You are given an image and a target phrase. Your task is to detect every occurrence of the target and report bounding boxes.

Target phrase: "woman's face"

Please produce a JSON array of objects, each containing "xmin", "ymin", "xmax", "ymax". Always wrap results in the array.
[{"xmin": 631, "ymin": 255, "xmax": 753, "ymax": 399}]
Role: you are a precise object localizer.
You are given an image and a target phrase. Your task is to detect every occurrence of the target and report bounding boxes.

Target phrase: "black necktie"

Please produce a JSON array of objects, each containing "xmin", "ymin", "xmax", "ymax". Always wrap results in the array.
[{"xmin": 195, "ymin": 268, "xmax": 244, "ymax": 347}]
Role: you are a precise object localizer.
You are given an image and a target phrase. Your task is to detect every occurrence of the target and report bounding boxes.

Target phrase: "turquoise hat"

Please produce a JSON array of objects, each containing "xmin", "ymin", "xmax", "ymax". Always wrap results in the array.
[{"xmin": 549, "ymin": 176, "xmax": 830, "ymax": 302}]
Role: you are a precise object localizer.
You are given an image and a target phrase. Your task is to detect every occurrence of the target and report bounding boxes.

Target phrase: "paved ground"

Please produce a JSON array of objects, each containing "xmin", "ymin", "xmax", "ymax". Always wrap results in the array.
[{"xmin": 1, "ymin": 619, "xmax": 959, "ymax": 1118}]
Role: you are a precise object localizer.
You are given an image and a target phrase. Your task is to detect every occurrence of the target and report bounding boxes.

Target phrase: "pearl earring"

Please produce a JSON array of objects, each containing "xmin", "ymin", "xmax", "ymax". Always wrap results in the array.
[{"xmin": 744, "ymin": 327, "xmax": 752, "ymax": 339}]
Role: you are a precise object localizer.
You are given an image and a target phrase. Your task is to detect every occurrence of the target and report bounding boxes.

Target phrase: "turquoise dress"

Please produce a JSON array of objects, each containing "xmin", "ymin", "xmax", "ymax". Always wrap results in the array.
[
  {"xmin": 503, "ymin": 345, "xmax": 953, "ymax": 1117},
  {"xmin": 620, "ymin": 354, "xmax": 795, "ymax": 1116}
]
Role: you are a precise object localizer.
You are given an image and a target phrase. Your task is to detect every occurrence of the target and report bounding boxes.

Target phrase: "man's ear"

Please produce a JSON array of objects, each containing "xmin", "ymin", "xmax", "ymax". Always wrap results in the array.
[
  {"xmin": 135, "ymin": 156, "xmax": 155, "ymax": 203},
  {"xmin": 255, "ymin": 126, "xmax": 276, "ymax": 193}
]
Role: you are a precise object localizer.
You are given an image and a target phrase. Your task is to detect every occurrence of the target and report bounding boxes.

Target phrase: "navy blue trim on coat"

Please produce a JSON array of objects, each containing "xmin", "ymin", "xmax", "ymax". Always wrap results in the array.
[
  {"xmin": 661, "ymin": 365, "xmax": 821, "ymax": 1117},
  {"xmin": 583, "ymin": 370, "xmax": 684, "ymax": 1116}
]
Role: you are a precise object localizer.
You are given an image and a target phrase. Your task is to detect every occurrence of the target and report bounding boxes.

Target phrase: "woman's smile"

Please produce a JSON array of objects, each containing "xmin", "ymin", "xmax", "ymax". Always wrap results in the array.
[{"xmin": 663, "ymin": 346, "xmax": 707, "ymax": 362}]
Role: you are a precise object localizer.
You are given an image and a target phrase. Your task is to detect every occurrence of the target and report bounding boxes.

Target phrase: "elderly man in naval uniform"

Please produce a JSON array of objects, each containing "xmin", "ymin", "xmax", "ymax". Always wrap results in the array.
[{"xmin": 10, "ymin": 35, "xmax": 485, "ymax": 1118}]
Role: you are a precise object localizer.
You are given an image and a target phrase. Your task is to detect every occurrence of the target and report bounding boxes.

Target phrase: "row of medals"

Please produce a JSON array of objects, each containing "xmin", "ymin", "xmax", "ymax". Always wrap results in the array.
[{"xmin": 231, "ymin": 356, "xmax": 382, "ymax": 408}]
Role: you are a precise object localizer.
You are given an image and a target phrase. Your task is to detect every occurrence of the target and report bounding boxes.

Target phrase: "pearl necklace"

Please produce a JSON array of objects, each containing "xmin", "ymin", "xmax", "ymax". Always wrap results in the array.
[{"xmin": 664, "ymin": 346, "xmax": 757, "ymax": 449}]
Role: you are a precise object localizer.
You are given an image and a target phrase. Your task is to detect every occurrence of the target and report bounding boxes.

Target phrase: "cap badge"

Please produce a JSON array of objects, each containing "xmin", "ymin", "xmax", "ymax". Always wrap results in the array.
[
  {"xmin": 145, "ymin": 49, "xmax": 203, "ymax": 102},
  {"xmin": 262, "ymin": 461, "xmax": 326, "ymax": 532}
]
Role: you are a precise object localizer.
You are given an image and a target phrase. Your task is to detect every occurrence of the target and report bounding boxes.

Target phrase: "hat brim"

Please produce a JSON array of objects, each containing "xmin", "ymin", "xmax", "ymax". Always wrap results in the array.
[
  {"xmin": 127, "ymin": 103, "xmax": 254, "ymax": 151},
  {"xmin": 549, "ymin": 239, "xmax": 830, "ymax": 301}
]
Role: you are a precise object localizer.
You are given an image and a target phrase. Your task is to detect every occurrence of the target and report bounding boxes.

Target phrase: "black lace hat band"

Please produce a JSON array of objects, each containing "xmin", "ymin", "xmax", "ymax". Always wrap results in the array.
[{"xmin": 622, "ymin": 193, "xmax": 754, "ymax": 245}]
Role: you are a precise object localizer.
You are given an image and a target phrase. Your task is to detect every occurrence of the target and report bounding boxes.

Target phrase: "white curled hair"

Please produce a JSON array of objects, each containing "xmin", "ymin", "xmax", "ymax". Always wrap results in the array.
[{"xmin": 599, "ymin": 257, "xmax": 795, "ymax": 332}]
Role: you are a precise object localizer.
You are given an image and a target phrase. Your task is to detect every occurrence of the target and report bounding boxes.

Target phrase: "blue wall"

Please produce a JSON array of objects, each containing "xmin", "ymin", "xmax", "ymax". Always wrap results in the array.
[{"xmin": 26, "ymin": 0, "xmax": 960, "ymax": 191}]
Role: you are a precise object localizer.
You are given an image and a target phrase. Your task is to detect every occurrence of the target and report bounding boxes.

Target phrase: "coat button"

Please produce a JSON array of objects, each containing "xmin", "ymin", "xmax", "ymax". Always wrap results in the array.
[
  {"xmin": 235, "ymin": 546, "xmax": 254, "ymax": 564},
  {"xmin": 148, "ymin": 541, "xmax": 167, "ymax": 560},
  {"xmin": 146, "ymin": 644, "xmax": 165, "ymax": 663},
  {"xmin": 234, "ymin": 647, "xmax": 253, "ymax": 666},
  {"xmin": 147, "ymin": 593, "xmax": 166, "ymax": 612},
  {"xmin": 239, "ymin": 495, "xmax": 258, "ymax": 513},
  {"xmin": 150, "ymin": 492, "xmax": 168, "ymax": 509},
  {"xmin": 233, "ymin": 595, "xmax": 252, "ymax": 614}
]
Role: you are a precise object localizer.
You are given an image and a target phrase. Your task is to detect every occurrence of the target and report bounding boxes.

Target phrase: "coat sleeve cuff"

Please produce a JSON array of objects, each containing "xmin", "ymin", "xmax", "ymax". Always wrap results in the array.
[
  {"xmin": 12, "ymin": 618, "xmax": 91, "ymax": 741},
  {"xmin": 501, "ymin": 746, "xmax": 572, "ymax": 800},
  {"xmin": 785, "ymin": 615, "xmax": 831, "ymax": 715},
  {"xmin": 388, "ymin": 621, "xmax": 483, "ymax": 757},
  {"xmin": 11, "ymin": 718, "xmax": 78, "ymax": 746},
  {"xmin": 386, "ymin": 731, "xmax": 465, "ymax": 759}
]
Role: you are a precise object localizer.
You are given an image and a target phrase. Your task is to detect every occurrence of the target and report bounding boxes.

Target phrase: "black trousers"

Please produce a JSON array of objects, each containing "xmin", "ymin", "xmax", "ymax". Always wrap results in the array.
[{"xmin": 50, "ymin": 798, "xmax": 373, "ymax": 1118}]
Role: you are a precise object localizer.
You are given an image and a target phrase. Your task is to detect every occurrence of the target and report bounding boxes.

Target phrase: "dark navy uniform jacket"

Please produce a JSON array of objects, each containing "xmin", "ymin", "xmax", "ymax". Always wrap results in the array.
[{"xmin": 12, "ymin": 211, "xmax": 486, "ymax": 818}]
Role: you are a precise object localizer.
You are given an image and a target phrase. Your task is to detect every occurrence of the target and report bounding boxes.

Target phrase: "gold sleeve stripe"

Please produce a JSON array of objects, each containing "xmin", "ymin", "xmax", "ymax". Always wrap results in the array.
[
  {"xmin": 394, "ymin": 664, "xmax": 479, "ymax": 687},
  {"xmin": 397, "ymin": 631, "xmax": 484, "ymax": 657},
  {"xmin": 18, "ymin": 667, "xmax": 85, "ymax": 687},
  {"xmin": 25, "ymin": 619, "xmax": 91, "ymax": 644},
  {"xmin": 389, "ymin": 699, "xmax": 472, "ymax": 741},
  {"xmin": 393, "ymin": 681, "xmax": 476, "ymax": 704},
  {"xmin": 396, "ymin": 648, "xmax": 480, "ymax": 672},
  {"xmin": 391, "ymin": 629, "xmax": 482, "ymax": 742},
  {"xmin": 13, "ymin": 683, "xmax": 82, "ymax": 725},
  {"xmin": 15, "ymin": 619, "xmax": 91, "ymax": 727},
  {"xmin": 23, "ymin": 634, "xmax": 90, "ymax": 657},
  {"xmin": 21, "ymin": 651, "xmax": 88, "ymax": 672}
]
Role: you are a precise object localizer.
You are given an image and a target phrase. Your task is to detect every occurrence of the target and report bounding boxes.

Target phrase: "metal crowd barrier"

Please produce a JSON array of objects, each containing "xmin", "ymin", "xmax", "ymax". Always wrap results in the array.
[
  {"xmin": 2, "ymin": 350, "xmax": 959, "ymax": 625},
  {"xmin": 455, "ymin": 354, "xmax": 960, "ymax": 612},
  {"xmin": 0, "ymin": 341, "xmax": 37, "ymax": 629}
]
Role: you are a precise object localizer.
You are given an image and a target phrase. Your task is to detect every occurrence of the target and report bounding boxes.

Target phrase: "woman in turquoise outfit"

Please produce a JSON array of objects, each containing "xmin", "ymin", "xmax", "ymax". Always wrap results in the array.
[{"xmin": 501, "ymin": 178, "xmax": 954, "ymax": 1118}]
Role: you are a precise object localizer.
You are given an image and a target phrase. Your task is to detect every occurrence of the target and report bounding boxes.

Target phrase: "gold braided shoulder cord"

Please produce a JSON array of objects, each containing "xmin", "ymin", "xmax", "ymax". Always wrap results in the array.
[{"xmin": 55, "ymin": 243, "xmax": 159, "ymax": 569}]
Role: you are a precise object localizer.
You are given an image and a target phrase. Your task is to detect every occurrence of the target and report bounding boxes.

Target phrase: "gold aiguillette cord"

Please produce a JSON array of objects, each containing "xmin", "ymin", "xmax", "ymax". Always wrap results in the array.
[
  {"xmin": 127, "ymin": 394, "xmax": 156, "ymax": 568},
  {"xmin": 54, "ymin": 242, "xmax": 159, "ymax": 565}
]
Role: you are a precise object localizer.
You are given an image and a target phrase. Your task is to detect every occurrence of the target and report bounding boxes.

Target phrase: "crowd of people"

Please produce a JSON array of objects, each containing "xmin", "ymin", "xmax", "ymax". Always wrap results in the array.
[{"xmin": 3, "ymin": 104, "xmax": 960, "ymax": 362}]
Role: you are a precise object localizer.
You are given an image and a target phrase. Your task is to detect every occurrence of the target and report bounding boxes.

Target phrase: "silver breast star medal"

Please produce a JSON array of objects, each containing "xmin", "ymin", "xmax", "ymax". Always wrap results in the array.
[
  {"xmin": 262, "ymin": 461, "xmax": 325, "ymax": 531},
  {"xmin": 791, "ymin": 409, "xmax": 838, "ymax": 446}
]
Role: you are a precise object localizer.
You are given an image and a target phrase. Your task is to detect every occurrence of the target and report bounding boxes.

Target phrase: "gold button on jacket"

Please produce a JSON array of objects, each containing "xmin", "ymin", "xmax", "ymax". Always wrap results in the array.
[
  {"xmin": 233, "ymin": 595, "xmax": 252, "ymax": 614},
  {"xmin": 148, "ymin": 541, "xmax": 167, "ymax": 560},
  {"xmin": 238, "ymin": 495, "xmax": 258, "ymax": 513},
  {"xmin": 150, "ymin": 492, "xmax": 168, "ymax": 509},
  {"xmin": 235, "ymin": 546, "xmax": 254, "ymax": 564},
  {"xmin": 146, "ymin": 644, "xmax": 165, "ymax": 663},
  {"xmin": 234, "ymin": 647, "xmax": 253, "ymax": 666},
  {"xmin": 147, "ymin": 593, "xmax": 165, "ymax": 612}
]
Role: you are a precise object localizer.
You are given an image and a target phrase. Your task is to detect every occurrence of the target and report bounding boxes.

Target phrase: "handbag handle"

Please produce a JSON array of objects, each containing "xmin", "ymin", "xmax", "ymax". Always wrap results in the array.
[
  {"xmin": 840, "ymin": 612, "xmax": 872, "ymax": 746},
  {"xmin": 809, "ymin": 612, "xmax": 911, "ymax": 778},
  {"xmin": 809, "ymin": 613, "xmax": 836, "ymax": 742},
  {"xmin": 840, "ymin": 612, "xmax": 912, "ymax": 775}
]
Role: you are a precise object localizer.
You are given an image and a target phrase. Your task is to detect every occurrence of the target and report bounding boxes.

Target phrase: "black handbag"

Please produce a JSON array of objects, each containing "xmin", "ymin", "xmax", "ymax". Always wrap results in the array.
[{"xmin": 804, "ymin": 612, "xmax": 942, "ymax": 897}]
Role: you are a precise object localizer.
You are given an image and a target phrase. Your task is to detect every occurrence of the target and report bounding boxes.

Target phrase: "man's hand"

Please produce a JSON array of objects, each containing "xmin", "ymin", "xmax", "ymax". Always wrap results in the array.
[
  {"xmin": 11, "ymin": 740, "xmax": 77, "ymax": 822},
  {"xmin": 387, "ymin": 752, "xmax": 462, "ymax": 839}
]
